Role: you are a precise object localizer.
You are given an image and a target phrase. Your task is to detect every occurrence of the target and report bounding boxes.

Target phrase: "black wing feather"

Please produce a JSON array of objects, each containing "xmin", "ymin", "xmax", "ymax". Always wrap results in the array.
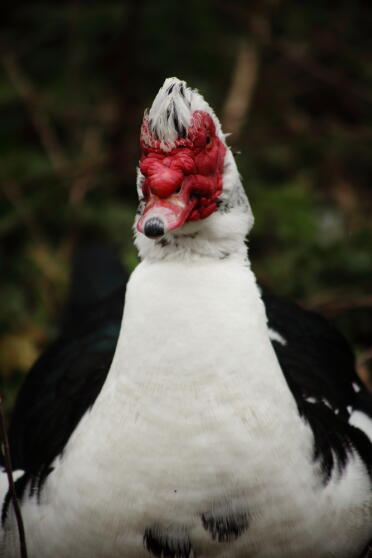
[
  {"xmin": 3, "ymin": 244, "xmax": 127, "ymax": 493},
  {"xmin": 262, "ymin": 289, "xmax": 372, "ymax": 482}
]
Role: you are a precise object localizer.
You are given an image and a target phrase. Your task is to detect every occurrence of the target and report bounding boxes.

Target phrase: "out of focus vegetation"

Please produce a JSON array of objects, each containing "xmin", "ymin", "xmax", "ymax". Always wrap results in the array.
[{"xmin": 1, "ymin": 1, "xmax": 372, "ymax": 414}]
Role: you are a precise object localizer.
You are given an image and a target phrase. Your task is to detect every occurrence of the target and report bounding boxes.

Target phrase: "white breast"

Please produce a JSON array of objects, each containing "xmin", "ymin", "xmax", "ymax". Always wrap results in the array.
[{"xmin": 4, "ymin": 259, "xmax": 371, "ymax": 558}]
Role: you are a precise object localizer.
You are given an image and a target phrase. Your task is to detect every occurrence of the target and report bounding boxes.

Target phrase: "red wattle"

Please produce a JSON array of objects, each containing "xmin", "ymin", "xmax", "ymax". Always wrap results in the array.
[
  {"xmin": 140, "ymin": 150, "xmax": 195, "ymax": 198},
  {"xmin": 138, "ymin": 109, "xmax": 226, "ymax": 233}
]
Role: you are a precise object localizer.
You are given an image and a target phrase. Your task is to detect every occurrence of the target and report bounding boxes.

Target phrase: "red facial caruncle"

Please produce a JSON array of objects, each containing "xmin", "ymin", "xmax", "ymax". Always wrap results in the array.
[{"xmin": 137, "ymin": 110, "xmax": 227, "ymax": 238}]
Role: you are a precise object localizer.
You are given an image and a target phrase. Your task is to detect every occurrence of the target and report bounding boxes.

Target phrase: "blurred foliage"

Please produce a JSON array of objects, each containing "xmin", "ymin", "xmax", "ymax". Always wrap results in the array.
[{"xmin": 1, "ymin": 1, "xmax": 372, "ymax": 414}]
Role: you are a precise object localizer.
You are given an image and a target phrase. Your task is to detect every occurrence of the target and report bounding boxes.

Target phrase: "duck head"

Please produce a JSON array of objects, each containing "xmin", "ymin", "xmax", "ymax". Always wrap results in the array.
[{"xmin": 135, "ymin": 78, "xmax": 254, "ymax": 260}]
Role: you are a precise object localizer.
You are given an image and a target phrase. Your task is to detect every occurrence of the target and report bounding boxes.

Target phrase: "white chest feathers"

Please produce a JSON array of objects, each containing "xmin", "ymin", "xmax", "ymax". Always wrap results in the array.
[{"xmin": 3, "ymin": 259, "xmax": 371, "ymax": 558}]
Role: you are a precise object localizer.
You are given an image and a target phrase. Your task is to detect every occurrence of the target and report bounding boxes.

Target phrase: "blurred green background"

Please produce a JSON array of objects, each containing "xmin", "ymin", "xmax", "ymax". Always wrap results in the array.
[{"xmin": 1, "ymin": 1, "xmax": 372, "ymax": 415}]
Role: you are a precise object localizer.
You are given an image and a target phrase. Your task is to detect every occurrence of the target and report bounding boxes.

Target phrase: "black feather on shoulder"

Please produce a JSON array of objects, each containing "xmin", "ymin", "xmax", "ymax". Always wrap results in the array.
[
  {"xmin": 262, "ymin": 289, "xmax": 372, "ymax": 483},
  {"xmin": 3, "ymin": 243, "xmax": 127, "ymax": 500}
]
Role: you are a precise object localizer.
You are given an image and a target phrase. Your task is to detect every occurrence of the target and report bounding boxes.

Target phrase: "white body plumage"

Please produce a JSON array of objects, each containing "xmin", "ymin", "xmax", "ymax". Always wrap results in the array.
[{"xmin": 2, "ymin": 255, "xmax": 371, "ymax": 557}]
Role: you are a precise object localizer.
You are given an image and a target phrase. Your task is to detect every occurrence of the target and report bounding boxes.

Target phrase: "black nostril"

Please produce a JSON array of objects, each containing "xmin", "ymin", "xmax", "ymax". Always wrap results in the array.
[{"xmin": 144, "ymin": 217, "xmax": 165, "ymax": 238}]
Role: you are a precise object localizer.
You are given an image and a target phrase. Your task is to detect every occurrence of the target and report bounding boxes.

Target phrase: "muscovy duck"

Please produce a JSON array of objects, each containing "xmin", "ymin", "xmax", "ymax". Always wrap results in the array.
[{"xmin": 1, "ymin": 78, "xmax": 372, "ymax": 558}]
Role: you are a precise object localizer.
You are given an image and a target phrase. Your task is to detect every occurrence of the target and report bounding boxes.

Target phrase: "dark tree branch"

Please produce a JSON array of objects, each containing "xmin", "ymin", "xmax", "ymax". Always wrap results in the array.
[
  {"xmin": 0, "ymin": 396, "xmax": 28, "ymax": 558},
  {"xmin": 222, "ymin": 39, "xmax": 259, "ymax": 142},
  {"xmin": 305, "ymin": 295, "xmax": 372, "ymax": 317},
  {"xmin": 2, "ymin": 52, "xmax": 68, "ymax": 176},
  {"xmin": 1, "ymin": 177, "xmax": 45, "ymax": 243}
]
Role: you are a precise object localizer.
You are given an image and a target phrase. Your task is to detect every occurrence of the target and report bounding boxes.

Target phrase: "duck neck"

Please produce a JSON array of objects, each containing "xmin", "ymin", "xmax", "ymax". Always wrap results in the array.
[{"xmin": 103, "ymin": 256, "xmax": 297, "ymax": 423}]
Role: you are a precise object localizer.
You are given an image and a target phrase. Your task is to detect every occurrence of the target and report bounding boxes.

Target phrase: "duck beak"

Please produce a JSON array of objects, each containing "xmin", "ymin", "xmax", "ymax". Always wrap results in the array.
[{"xmin": 137, "ymin": 191, "xmax": 197, "ymax": 238}]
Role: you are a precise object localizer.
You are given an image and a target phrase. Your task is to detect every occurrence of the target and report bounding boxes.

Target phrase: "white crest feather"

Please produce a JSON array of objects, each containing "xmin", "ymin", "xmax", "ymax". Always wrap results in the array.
[{"xmin": 146, "ymin": 77, "xmax": 224, "ymax": 150}]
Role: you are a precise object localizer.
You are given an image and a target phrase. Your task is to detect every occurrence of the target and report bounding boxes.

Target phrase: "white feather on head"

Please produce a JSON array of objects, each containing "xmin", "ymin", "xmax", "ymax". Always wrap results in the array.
[{"xmin": 143, "ymin": 77, "xmax": 226, "ymax": 151}]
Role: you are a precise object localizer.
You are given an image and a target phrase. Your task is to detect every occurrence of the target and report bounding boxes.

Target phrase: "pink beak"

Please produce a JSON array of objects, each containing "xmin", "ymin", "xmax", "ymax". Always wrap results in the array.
[{"xmin": 137, "ymin": 192, "xmax": 197, "ymax": 238}]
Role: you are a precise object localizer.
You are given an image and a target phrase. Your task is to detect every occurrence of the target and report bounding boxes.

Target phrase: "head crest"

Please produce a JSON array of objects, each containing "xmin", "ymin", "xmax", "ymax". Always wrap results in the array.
[{"xmin": 141, "ymin": 77, "xmax": 224, "ymax": 151}]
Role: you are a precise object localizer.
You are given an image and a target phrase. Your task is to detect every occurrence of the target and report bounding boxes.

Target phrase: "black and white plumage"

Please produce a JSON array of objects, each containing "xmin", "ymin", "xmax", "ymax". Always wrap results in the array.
[{"xmin": 1, "ymin": 78, "xmax": 371, "ymax": 557}]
